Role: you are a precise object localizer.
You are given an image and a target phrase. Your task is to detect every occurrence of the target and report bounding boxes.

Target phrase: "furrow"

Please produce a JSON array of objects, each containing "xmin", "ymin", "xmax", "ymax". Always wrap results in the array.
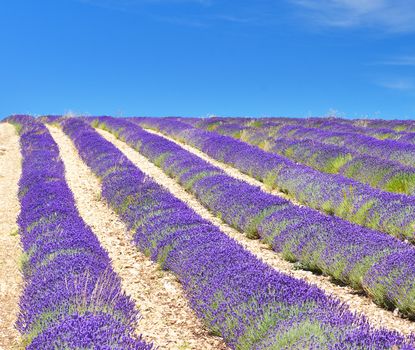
[
  {"xmin": 0, "ymin": 123, "xmax": 23, "ymax": 349},
  {"xmin": 143, "ymin": 128, "xmax": 301, "ymax": 204}
]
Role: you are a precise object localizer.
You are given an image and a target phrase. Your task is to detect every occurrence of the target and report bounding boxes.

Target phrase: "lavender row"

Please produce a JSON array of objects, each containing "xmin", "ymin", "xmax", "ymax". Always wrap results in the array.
[
  {"xmin": 285, "ymin": 117, "xmax": 415, "ymax": 144},
  {"xmin": 206, "ymin": 116, "xmax": 415, "ymax": 143},
  {"xmin": 252, "ymin": 116, "xmax": 415, "ymax": 147},
  {"xmin": 189, "ymin": 117, "xmax": 415, "ymax": 193},
  {"xmin": 135, "ymin": 117, "xmax": 415, "ymax": 243},
  {"xmin": 192, "ymin": 116, "xmax": 415, "ymax": 164},
  {"xmin": 63, "ymin": 116, "xmax": 415, "ymax": 349},
  {"xmin": 181, "ymin": 116, "xmax": 415, "ymax": 166},
  {"xmin": 240, "ymin": 117, "xmax": 401, "ymax": 139},
  {"xmin": 352, "ymin": 118, "xmax": 415, "ymax": 134},
  {"xmin": 5, "ymin": 115, "xmax": 151, "ymax": 349},
  {"xmin": 257, "ymin": 120, "xmax": 415, "ymax": 168},
  {"xmin": 300, "ymin": 119, "xmax": 404, "ymax": 139},
  {"xmin": 93, "ymin": 116, "xmax": 415, "ymax": 320},
  {"xmin": 183, "ymin": 115, "xmax": 415, "ymax": 136},
  {"xmin": 203, "ymin": 120, "xmax": 415, "ymax": 196}
]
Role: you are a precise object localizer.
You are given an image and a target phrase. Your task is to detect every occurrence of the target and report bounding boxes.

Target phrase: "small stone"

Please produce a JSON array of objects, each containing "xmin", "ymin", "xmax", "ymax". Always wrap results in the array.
[{"xmin": 393, "ymin": 308, "xmax": 400, "ymax": 317}]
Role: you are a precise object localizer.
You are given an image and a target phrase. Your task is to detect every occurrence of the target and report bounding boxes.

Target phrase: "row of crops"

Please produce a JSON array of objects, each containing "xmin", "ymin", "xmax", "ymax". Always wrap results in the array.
[
  {"xmin": 198, "ymin": 118, "xmax": 415, "ymax": 194},
  {"xmin": 136, "ymin": 117, "xmax": 415, "ymax": 241},
  {"xmin": 95, "ymin": 117, "xmax": 415, "ymax": 317},
  {"xmin": 7, "ymin": 115, "xmax": 152, "ymax": 349},
  {"xmin": 4, "ymin": 114, "xmax": 415, "ymax": 348},
  {"xmin": 189, "ymin": 117, "xmax": 415, "ymax": 193}
]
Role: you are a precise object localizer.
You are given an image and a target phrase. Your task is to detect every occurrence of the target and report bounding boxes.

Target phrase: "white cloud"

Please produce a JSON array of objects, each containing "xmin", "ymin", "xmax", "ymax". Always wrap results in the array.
[
  {"xmin": 377, "ymin": 78, "xmax": 414, "ymax": 90},
  {"xmin": 378, "ymin": 55, "xmax": 415, "ymax": 66},
  {"xmin": 290, "ymin": 0, "xmax": 415, "ymax": 32}
]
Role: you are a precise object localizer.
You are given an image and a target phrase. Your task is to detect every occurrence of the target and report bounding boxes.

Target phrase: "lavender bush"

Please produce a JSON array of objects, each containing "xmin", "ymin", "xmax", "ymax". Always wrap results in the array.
[
  {"xmin": 204, "ymin": 121, "xmax": 415, "ymax": 195},
  {"xmin": 60, "ymin": 116, "xmax": 415, "ymax": 349},
  {"xmin": 268, "ymin": 123, "xmax": 415, "ymax": 168},
  {"xmin": 136, "ymin": 117, "xmax": 415, "ymax": 241},
  {"xmin": 293, "ymin": 117, "xmax": 415, "ymax": 146},
  {"xmin": 187, "ymin": 116, "xmax": 415, "ymax": 165},
  {"xmin": 172, "ymin": 117, "xmax": 415, "ymax": 189},
  {"xmin": 88, "ymin": 116, "xmax": 415, "ymax": 319},
  {"xmin": 288, "ymin": 117, "xmax": 415, "ymax": 142},
  {"xmin": 6, "ymin": 115, "xmax": 152, "ymax": 349}
]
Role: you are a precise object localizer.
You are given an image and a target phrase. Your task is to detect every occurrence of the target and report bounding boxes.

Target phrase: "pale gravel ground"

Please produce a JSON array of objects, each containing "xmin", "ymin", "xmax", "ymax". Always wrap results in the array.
[
  {"xmin": 99, "ymin": 127, "xmax": 415, "ymax": 336},
  {"xmin": 0, "ymin": 123, "xmax": 23, "ymax": 350},
  {"xmin": 144, "ymin": 128, "xmax": 302, "ymax": 205},
  {"xmin": 48, "ymin": 125, "xmax": 228, "ymax": 350}
]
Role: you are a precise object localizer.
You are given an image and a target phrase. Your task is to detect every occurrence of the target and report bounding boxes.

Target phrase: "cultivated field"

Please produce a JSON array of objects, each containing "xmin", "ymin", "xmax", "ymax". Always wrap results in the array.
[{"xmin": 2, "ymin": 114, "xmax": 415, "ymax": 349}]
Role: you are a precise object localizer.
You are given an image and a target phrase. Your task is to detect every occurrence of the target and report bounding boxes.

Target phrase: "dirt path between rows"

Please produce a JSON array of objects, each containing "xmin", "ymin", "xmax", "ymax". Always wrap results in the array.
[
  {"xmin": 48, "ymin": 125, "xmax": 227, "ymax": 350},
  {"xmin": 98, "ymin": 127, "xmax": 415, "ymax": 336},
  {"xmin": 144, "ymin": 128, "xmax": 302, "ymax": 205},
  {"xmin": 0, "ymin": 123, "xmax": 23, "ymax": 349}
]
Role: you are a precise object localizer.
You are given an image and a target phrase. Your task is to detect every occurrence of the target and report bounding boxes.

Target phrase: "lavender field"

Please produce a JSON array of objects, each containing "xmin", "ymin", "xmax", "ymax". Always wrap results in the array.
[{"xmin": 3, "ymin": 115, "xmax": 415, "ymax": 349}]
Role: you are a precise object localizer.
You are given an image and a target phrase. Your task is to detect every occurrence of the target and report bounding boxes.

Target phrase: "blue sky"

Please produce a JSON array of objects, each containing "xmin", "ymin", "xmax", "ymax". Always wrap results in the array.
[{"xmin": 1, "ymin": 0, "xmax": 415, "ymax": 119}]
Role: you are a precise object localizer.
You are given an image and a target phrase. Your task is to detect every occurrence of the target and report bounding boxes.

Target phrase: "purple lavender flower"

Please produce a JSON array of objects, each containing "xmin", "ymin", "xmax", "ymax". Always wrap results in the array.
[
  {"xmin": 60, "ymin": 116, "xmax": 414, "ymax": 349},
  {"xmin": 137, "ymin": 117, "xmax": 415, "ymax": 241},
  {"xmin": 5, "ymin": 115, "xmax": 152, "ymax": 349}
]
